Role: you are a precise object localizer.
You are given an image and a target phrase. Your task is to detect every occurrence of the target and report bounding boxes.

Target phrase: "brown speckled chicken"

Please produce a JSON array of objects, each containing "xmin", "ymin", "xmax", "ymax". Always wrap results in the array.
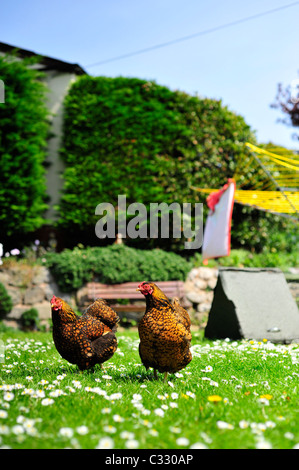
[
  {"xmin": 51, "ymin": 296, "xmax": 119, "ymax": 371},
  {"xmin": 137, "ymin": 282, "xmax": 192, "ymax": 382}
]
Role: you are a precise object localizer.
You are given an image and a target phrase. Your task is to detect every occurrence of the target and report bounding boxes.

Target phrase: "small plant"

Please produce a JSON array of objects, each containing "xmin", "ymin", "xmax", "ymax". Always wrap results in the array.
[
  {"xmin": 20, "ymin": 308, "xmax": 39, "ymax": 331},
  {"xmin": 0, "ymin": 282, "xmax": 12, "ymax": 319}
]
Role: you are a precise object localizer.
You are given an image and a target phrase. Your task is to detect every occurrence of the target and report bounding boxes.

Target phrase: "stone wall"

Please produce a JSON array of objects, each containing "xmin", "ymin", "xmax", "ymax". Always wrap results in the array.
[
  {"xmin": 0, "ymin": 263, "xmax": 298, "ymax": 330},
  {"xmin": 184, "ymin": 267, "xmax": 218, "ymax": 325},
  {"xmin": 0, "ymin": 264, "xmax": 75, "ymax": 329}
]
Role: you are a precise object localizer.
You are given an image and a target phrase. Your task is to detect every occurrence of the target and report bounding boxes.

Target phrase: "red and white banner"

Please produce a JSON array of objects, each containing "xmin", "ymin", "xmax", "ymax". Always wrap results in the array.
[{"xmin": 202, "ymin": 179, "xmax": 236, "ymax": 263}]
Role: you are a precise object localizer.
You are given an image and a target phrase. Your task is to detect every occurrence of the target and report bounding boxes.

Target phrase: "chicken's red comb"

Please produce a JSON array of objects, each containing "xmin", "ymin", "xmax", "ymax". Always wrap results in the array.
[
  {"xmin": 51, "ymin": 295, "xmax": 61, "ymax": 307},
  {"xmin": 138, "ymin": 281, "xmax": 146, "ymax": 288},
  {"xmin": 137, "ymin": 282, "xmax": 153, "ymax": 295}
]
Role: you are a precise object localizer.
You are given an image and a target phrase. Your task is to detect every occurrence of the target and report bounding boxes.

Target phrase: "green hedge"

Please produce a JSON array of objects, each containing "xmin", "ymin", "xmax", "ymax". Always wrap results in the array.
[
  {"xmin": 45, "ymin": 245, "xmax": 192, "ymax": 292},
  {"xmin": 57, "ymin": 76, "xmax": 260, "ymax": 250},
  {"xmin": 0, "ymin": 54, "xmax": 49, "ymax": 242}
]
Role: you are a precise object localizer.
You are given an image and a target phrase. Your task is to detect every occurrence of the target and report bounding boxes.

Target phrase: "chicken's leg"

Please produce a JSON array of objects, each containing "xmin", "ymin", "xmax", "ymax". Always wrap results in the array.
[
  {"xmin": 154, "ymin": 369, "xmax": 158, "ymax": 380},
  {"xmin": 163, "ymin": 372, "xmax": 168, "ymax": 383}
]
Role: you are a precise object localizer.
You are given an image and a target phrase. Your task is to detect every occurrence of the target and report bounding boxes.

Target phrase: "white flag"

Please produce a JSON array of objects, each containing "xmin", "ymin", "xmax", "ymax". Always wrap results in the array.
[{"xmin": 202, "ymin": 179, "xmax": 235, "ymax": 262}]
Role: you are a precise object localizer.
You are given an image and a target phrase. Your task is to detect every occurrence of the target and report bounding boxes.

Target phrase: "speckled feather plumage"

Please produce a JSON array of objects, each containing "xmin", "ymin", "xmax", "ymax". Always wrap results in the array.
[
  {"xmin": 51, "ymin": 298, "xmax": 119, "ymax": 370},
  {"xmin": 82, "ymin": 298, "xmax": 120, "ymax": 329},
  {"xmin": 138, "ymin": 283, "xmax": 192, "ymax": 374}
]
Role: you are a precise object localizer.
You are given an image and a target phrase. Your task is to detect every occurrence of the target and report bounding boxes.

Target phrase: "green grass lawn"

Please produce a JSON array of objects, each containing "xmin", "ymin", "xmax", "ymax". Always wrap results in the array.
[{"xmin": 0, "ymin": 328, "xmax": 298, "ymax": 449}]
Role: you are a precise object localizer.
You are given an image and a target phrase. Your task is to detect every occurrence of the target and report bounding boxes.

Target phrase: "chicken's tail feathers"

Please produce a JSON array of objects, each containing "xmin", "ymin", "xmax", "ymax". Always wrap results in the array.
[
  {"xmin": 84, "ymin": 298, "xmax": 120, "ymax": 328},
  {"xmin": 91, "ymin": 331, "xmax": 118, "ymax": 364},
  {"xmin": 111, "ymin": 323, "xmax": 119, "ymax": 333}
]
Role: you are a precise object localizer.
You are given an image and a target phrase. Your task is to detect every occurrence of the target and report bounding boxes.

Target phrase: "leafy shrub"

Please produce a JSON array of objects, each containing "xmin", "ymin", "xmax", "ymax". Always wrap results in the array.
[
  {"xmin": 0, "ymin": 282, "xmax": 12, "ymax": 319},
  {"xmin": 20, "ymin": 308, "xmax": 39, "ymax": 331},
  {"xmin": 45, "ymin": 245, "xmax": 192, "ymax": 292},
  {"xmin": 0, "ymin": 54, "xmax": 49, "ymax": 243}
]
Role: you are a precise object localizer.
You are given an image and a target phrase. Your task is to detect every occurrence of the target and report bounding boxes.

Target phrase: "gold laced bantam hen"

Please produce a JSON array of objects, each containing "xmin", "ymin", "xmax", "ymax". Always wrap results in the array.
[
  {"xmin": 137, "ymin": 281, "xmax": 192, "ymax": 382},
  {"xmin": 50, "ymin": 296, "xmax": 119, "ymax": 371}
]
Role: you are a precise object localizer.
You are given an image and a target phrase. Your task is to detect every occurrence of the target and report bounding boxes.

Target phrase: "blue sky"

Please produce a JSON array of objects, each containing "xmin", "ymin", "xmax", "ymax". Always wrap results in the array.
[{"xmin": 1, "ymin": 0, "xmax": 299, "ymax": 149}]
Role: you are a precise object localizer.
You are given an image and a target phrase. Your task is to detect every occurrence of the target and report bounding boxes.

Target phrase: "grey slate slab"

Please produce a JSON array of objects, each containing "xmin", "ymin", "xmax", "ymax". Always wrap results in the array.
[{"xmin": 205, "ymin": 267, "xmax": 299, "ymax": 343}]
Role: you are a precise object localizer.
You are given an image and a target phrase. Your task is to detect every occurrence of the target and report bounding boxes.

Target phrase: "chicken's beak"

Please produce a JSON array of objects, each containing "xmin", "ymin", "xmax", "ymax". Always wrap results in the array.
[{"xmin": 136, "ymin": 288, "xmax": 141, "ymax": 292}]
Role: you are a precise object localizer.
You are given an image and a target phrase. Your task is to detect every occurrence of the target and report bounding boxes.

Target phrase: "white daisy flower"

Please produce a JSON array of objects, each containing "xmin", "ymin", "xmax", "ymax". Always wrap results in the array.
[
  {"xmin": 176, "ymin": 437, "xmax": 190, "ymax": 446},
  {"xmin": 96, "ymin": 437, "xmax": 114, "ymax": 449},
  {"xmin": 59, "ymin": 427, "xmax": 74, "ymax": 438},
  {"xmin": 76, "ymin": 426, "xmax": 89, "ymax": 435}
]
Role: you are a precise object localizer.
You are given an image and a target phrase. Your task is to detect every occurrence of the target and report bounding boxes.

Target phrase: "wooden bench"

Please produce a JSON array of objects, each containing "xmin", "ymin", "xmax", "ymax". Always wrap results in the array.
[{"xmin": 86, "ymin": 281, "xmax": 190, "ymax": 314}]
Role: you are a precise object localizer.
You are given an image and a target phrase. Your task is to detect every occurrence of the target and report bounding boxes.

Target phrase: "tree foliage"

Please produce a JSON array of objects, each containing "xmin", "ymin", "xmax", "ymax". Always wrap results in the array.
[
  {"xmin": 58, "ymin": 76, "xmax": 255, "ymax": 250},
  {"xmin": 0, "ymin": 54, "xmax": 50, "ymax": 243},
  {"xmin": 271, "ymin": 78, "xmax": 299, "ymax": 140}
]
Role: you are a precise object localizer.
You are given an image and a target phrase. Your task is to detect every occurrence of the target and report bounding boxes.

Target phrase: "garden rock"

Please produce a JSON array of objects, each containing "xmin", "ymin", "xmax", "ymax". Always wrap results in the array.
[
  {"xmin": 6, "ymin": 305, "xmax": 32, "ymax": 321},
  {"xmin": 205, "ymin": 267, "xmax": 299, "ymax": 343},
  {"xmin": 0, "ymin": 271, "xmax": 10, "ymax": 285},
  {"xmin": 197, "ymin": 302, "xmax": 212, "ymax": 313},
  {"xmin": 6, "ymin": 287, "xmax": 23, "ymax": 305},
  {"xmin": 31, "ymin": 301, "xmax": 52, "ymax": 321},
  {"xmin": 186, "ymin": 291, "xmax": 206, "ymax": 304},
  {"xmin": 184, "ymin": 267, "xmax": 218, "ymax": 325},
  {"xmin": 24, "ymin": 286, "xmax": 45, "ymax": 305},
  {"xmin": 32, "ymin": 266, "xmax": 51, "ymax": 285},
  {"xmin": 7, "ymin": 265, "xmax": 33, "ymax": 287}
]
